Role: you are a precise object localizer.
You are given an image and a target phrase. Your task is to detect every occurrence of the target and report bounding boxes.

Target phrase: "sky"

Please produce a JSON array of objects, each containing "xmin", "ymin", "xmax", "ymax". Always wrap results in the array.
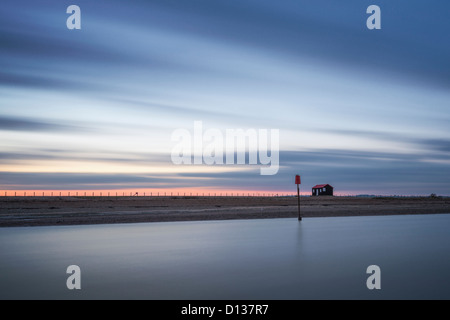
[{"xmin": 1, "ymin": 0, "xmax": 449, "ymax": 196}]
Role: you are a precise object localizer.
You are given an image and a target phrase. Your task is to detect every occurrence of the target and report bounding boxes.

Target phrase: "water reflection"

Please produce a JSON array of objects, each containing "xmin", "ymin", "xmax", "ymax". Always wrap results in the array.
[{"xmin": 0, "ymin": 214, "xmax": 449, "ymax": 299}]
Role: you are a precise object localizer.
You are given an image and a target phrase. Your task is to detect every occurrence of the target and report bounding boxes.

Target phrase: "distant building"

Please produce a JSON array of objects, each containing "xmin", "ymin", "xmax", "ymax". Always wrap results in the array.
[{"xmin": 312, "ymin": 184, "xmax": 333, "ymax": 196}]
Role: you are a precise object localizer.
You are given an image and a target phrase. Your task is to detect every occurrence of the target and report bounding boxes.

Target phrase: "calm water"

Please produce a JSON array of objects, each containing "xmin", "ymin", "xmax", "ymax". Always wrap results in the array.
[{"xmin": 1, "ymin": 214, "xmax": 449, "ymax": 299}]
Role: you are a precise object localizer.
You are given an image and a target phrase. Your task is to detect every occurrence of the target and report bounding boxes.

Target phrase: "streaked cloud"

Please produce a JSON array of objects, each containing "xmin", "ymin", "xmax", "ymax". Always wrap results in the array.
[
  {"xmin": 0, "ymin": 115, "xmax": 92, "ymax": 132},
  {"xmin": 1, "ymin": 0, "xmax": 449, "ymax": 195}
]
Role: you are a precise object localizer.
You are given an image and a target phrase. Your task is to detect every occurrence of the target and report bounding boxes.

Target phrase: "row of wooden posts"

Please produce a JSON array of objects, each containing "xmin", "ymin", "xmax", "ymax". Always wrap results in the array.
[{"xmin": 2, "ymin": 191, "xmax": 297, "ymax": 197}]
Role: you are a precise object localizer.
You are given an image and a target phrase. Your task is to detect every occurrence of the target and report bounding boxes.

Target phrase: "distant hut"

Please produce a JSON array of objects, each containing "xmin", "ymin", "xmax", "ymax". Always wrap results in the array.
[{"xmin": 312, "ymin": 184, "xmax": 333, "ymax": 196}]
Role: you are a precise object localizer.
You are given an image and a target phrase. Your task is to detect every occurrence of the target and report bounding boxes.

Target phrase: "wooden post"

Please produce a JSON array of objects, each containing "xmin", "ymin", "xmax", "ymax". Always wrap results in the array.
[
  {"xmin": 297, "ymin": 183, "xmax": 301, "ymax": 221},
  {"xmin": 295, "ymin": 175, "xmax": 302, "ymax": 221}
]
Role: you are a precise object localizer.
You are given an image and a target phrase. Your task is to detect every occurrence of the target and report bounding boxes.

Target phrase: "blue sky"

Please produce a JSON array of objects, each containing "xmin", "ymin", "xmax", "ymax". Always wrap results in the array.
[{"xmin": 1, "ymin": 0, "xmax": 449, "ymax": 195}]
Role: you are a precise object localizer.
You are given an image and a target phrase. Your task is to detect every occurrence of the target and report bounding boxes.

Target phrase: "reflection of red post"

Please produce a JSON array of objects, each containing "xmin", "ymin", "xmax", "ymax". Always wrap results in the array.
[{"xmin": 295, "ymin": 175, "xmax": 301, "ymax": 221}]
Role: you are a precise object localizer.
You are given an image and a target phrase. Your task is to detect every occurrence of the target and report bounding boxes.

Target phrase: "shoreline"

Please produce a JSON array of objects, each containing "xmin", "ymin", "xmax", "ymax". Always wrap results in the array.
[{"xmin": 1, "ymin": 196, "xmax": 450, "ymax": 227}]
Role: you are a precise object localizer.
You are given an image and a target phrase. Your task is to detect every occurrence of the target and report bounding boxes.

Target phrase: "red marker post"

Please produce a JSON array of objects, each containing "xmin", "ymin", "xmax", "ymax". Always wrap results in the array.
[{"xmin": 295, "ymin": 175, "xmax": 301, "ymax": 221}]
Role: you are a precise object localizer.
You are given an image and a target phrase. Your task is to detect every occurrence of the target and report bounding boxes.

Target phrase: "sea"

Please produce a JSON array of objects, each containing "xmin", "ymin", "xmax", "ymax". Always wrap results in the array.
[{"xmin": 1, "ymin": 213, "xmax": 449, "ymax": 299}]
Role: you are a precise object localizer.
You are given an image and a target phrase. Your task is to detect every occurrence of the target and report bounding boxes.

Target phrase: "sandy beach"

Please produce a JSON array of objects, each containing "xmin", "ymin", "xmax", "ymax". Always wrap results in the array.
[{"xmin": 1, "ymin": 195, "xmax": 449, "ymax": 227}]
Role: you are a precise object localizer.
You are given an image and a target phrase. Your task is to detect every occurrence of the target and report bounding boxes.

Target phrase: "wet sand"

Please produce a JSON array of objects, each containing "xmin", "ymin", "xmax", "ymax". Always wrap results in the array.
[{"xmin": 1, "ymin": 196, "xmax": 449, "ymax": 227}]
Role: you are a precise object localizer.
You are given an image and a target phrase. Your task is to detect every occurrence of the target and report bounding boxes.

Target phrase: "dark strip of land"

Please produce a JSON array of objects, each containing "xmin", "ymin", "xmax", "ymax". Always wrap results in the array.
[{"xmin": 1, "ymin": 196, "xmax": 449, "ymax": 227}]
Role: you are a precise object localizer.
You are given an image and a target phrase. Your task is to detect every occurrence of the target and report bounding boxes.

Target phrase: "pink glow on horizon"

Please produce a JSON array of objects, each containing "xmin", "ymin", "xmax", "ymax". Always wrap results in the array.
[
  {"xmin": 1, "ymin": 188, "xmax": 304, "ymax": 197},
  {"xmin": 1, "ymin": 188, "xmax": 417, "ymax": 197}
]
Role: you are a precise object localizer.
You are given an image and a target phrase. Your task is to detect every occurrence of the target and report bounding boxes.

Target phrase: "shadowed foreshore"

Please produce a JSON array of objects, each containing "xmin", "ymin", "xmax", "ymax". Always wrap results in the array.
[{"xmin": 1, "ymin": 195, "xmax": 450, "ymax": 227}]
